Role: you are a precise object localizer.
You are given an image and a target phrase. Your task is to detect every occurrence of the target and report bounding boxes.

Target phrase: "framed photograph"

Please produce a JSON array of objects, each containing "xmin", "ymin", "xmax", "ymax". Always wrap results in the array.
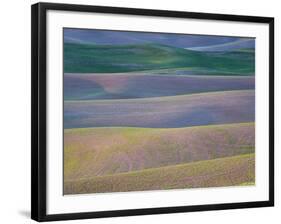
[{"xmin": 31, "ymin": 2, "xmax": 274, "ymax": 222}]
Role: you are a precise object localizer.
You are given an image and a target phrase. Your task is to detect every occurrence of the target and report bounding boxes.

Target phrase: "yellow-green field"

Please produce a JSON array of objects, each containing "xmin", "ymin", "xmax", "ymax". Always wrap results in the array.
[
  {"xmin": 64, "ymin": 122, "xmax": 255, "ymax": 194},
  {"xmin": 64, "ymin": 153, "xmax": 254, "ymax": 194}
]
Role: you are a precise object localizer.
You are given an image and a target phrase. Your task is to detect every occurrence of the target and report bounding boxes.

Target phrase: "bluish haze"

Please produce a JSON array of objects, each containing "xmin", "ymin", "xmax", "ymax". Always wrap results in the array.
[{"xmin": 64, "ymin": 28, "xmax": 254, "ymax": 51}]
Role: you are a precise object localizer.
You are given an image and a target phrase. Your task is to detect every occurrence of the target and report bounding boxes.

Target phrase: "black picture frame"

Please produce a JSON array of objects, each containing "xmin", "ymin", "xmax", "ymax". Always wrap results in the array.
[{"xmin": 31, "ymin": 2, "xmax": 274, "ymax": 222}]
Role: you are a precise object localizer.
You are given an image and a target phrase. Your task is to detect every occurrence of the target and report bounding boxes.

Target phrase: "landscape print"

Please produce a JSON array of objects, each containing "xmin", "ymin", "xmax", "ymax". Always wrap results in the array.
[{"xmin": 63, "ymin": 28, "xmax": 255, "ymax": 195}]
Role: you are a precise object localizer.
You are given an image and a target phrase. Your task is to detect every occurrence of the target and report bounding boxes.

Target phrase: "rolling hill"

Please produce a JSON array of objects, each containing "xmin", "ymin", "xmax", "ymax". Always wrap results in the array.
[
  {"xmin": 64, "ymin": 73, "xmax": 255, "ymax": 100},
  {"xmin": 64, "ymin": 43, "xmax": 254, "ymax": 75},
  {"xmin": 64, "ymin": 122, "xmax": 255, "ymax": 180},
  {"xmin": 64, "ymin": 153, "xmax": 255, "ymax": 194},
  {"xmin": 64, "ymin": 90, "xmax": 255, "ymax": 129},
  {"xmin": 186, "ymin": 39, "xmax": 255, "ymax": 52}
]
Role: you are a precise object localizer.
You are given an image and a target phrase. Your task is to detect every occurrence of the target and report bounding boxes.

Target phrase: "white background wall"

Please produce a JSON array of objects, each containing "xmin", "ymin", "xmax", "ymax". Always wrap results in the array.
[{"xmin": 0, "ymin": 0, "xmax": 279, "ymax": 223}]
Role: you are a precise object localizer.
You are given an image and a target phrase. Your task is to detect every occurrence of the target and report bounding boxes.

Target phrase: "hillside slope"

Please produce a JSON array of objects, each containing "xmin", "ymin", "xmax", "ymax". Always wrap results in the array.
[
  {"xmin": 64, "ymin": 90, "xmax": 255, "ymax": 129},
  {"xmin": 64, "ymin": 73, "xmax": 255, "ymax": 100},
  {"xmin": 64, "ymin": 153, "xmax": 255, "ymax": 194},
  {"xmin": 64, "ymin": 122, "xmax": 255, "ymax": 180},
  {"xmin": 64, "ymin": 43, "xmax": 254, "ymax": 74}
]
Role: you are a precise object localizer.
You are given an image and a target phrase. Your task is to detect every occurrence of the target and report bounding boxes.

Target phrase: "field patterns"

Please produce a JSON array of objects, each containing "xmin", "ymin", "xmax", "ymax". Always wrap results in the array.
[{"xmin": 63, "ymin": 29, "xmax": 255, "ymax": 194}]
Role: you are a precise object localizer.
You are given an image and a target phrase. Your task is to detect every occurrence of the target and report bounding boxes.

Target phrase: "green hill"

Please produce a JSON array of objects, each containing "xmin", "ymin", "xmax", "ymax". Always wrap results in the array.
[{"xmin": 64, "ymin": 43, "xmax": 254, "ymax": 75}]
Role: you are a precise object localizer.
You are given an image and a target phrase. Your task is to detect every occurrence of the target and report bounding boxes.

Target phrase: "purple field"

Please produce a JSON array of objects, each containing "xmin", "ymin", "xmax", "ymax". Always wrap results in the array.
[
  {"xmin": 64, "ymin": 73, "xmax": 255, "ymax": 100},
  {"xmin": 64, "ymin": 90, "xmax": 254, "ymax": 129}
]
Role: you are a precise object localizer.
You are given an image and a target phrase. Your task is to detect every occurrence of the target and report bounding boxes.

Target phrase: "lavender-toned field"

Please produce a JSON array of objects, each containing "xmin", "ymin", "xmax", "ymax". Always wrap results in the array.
[
  {"xmin": 64, "ymin": 90, "xmax": 254, "ymax": 129},
  {"xmin": 64, "ymin": 122, "xmax": 255, "ymax": 193},
  {"xmin": 64, "ymin": 73, "xmax": 255, "ymax": 100}
]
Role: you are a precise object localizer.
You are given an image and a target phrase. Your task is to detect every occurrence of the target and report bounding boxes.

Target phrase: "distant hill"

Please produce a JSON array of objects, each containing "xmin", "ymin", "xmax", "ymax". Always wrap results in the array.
[
  {"xmin": 186, "ymin": 39, "xmax": 255, "ymax": 52},
  {"xmin": 64, "ymin": 28, "xmax": 253, "ymax": 48},
  {"xmin": 64, "ymin": 43, "xmax": 254, "ymax": 75}
]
